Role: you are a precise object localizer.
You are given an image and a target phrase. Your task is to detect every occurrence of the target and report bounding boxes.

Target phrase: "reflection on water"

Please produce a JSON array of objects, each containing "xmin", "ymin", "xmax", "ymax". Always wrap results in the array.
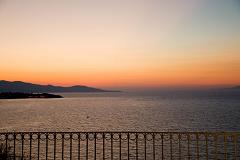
[{"xmin": 0, "ymin": 90, "xmax": 240, "ymax": 132}]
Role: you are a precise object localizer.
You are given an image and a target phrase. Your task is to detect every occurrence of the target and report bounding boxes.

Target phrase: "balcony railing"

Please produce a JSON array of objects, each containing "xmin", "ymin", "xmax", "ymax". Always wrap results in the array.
[{"xmin": 0, "ymin": 132, "xmax": 239, "ymax": 159}]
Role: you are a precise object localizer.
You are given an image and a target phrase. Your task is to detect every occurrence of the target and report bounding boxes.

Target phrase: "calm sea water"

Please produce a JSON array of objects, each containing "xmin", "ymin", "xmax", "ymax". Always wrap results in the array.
[{"xmin": 0, "ymin": 90, "xmax": 240, "ymax": 132}]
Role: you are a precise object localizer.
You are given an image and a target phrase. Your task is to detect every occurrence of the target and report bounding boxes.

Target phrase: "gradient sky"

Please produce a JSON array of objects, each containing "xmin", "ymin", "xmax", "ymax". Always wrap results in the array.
[{"xmin": 0, "ymin": 0, "xmax": 240, "ymax": 88}]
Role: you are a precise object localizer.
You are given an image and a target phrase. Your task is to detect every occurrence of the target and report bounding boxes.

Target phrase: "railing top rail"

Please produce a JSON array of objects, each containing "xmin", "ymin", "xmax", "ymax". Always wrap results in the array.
[{"xmin": 0, "ymin": 131, "xmax": 240, "ymax": 134}]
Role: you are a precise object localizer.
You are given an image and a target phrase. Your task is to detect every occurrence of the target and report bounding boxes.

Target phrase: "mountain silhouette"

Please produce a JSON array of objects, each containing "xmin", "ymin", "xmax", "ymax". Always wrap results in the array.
[
  {"xmin": 230, "ymin": 86, "xmax": 240, "ymax": 90},
  {"xmin": 0, "ymin": 80, "xmax": 116, "ymax": 93}
]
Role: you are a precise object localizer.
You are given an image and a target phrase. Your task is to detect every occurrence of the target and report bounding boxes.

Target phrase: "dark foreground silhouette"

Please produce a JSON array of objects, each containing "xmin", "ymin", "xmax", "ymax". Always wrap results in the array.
[
  {"xmin": 0, "ymin": 132, "xmax": 238, "ymax": 159},
  {"xmin": 0, "ymin": 92, "xmax": 63, "ymax": 99}
]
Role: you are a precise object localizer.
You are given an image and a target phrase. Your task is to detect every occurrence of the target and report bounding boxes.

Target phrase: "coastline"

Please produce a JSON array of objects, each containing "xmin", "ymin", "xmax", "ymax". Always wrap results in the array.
[{"xmin": 0, "ymin": 92, "xmax": 63, "ymax": 99}]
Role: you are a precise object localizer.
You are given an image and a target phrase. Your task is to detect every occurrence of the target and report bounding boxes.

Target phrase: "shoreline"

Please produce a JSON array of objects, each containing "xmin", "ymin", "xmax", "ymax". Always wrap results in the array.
[{"xmin": 0, "ymin": 92, "xmax": 63, "ymax": 99}]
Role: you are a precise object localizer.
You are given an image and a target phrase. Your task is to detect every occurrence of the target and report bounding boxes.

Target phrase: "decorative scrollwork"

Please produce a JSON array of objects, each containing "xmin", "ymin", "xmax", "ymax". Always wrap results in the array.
[
  {"xmin": 80, "ymin": 133, "xmax": 87, "ymax": 141},
  {"xmin": 154, "ymin": 133, "xmax": 162, "ymax": 141},
  {"xmin": 96, "ymin": 133, "xmax": 103, "ymax": 140},
  {"xmin": 63, "ymin": 133, "xmax": 70, "ymax": 140},
  {"xmin": 129, "ymin": 133, "xmax": 137, "ymax": 140},
  {"xmin": 105, "ymin": 133, "xmax": 112, "ymax": 141},
  {"xmin": 48, "ymin": 133, "xmax": 55, "ymax": 141},
  {"xmin": 146, "ymin": 133, "xmax": 153, "ymax": 141},
  {"xmin": 0, "ymin": 131, "xmax": 239, "ymax": 160},
  {"xmin": 120, "ymin": 133, "xmax": 128, "ymax": 141},
  {"xmin": 112, "ymin": 133, "xmax": 120, "ymax": 140},
  {"xmin": 55, "ymin": 133, "xmax": 62, "ymax": 140},
  {"xmin": 32, "ymin": 133, "xmax": 38, "ymax": 140},
  {"xmin": 40, "ymin": 134, "xmax": 46, "ymax": 141},
  {"xmin": 7, "ymin": 134, "xmax": 15, "ymax": 141},
  {"xmin": 188, "ymin": 133, "xmax": 196, "ymax": 141},
  {"xmin": 0, "ymin": 131, "xmax": 239, "ymax": 149},
  {"xmin": 197, "ymin": 133, "xmax": 206, "ymax": 141},
  {"xmin": 179, "ymin": 133, "xmax": 188, "ymax": 141},
  {"xmin": 72, "ymin": 133, "xmax": 79, "ymax": 140},
  {"xmin": 23, "ymin": 133, "xmax": 30, "ymax": 140},
  {"xmin": 15, "ymin": 133, "xmax": 22, "ymax": 141},
  {"xmin": 163, "ymin": 133, "xmax": 171, "ymax": 141},
  {"xmin": 88, "ymin": 133, "xmax": 95, "ymax": 141},
  {"xmin": 0, "ymin": 134, "xmax": 6, "ymax": 141}
]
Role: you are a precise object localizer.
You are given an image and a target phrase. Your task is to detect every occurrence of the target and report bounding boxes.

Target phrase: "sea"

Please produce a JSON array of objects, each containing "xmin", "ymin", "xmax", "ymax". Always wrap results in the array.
[{"xmin": 1, "ymin": 89, "xmax": 240, "ymax": 132}]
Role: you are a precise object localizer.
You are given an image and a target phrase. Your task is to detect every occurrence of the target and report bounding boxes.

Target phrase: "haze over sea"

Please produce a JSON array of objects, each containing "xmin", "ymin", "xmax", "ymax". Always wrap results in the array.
[{"xmin": 1, "ymin": 90, "xmax": 240, "ymax": 132}]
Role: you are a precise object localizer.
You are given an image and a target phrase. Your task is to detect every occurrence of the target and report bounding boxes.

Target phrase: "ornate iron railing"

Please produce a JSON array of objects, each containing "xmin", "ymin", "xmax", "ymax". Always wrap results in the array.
[{"xmin": 0, "ymin": 132, "xmax": 239, "ymax": 160}]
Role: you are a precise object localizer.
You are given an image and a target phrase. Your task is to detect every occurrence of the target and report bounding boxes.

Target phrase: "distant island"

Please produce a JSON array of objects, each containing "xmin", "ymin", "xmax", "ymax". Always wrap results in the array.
[
  {"xmin": 0, "ymin": 92, "xmax": 63, "ymax": 99},
  {"xmin": 229, "ymin": 86, "xmax": 240, "ymax": 90},
  {"xmin": 0, "ymin": 80, "xmax": 119, "ymax": 93}
]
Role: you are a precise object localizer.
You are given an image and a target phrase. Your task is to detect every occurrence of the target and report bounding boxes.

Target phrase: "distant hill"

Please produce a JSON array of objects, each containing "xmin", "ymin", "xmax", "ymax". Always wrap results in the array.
[
  {"xmin": 0, "ymin": 80, "xmax": 117, "ymax": 93},
  {"xmin": 230, "ymin": 86, "xmax": 240, "ymax": 90}
]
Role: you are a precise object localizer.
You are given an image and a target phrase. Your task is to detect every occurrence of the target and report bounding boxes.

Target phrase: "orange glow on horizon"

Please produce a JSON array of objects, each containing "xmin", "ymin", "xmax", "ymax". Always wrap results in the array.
[{"xmin": 1, "ymin": 52, "xmax": 239, "ymax": 88}]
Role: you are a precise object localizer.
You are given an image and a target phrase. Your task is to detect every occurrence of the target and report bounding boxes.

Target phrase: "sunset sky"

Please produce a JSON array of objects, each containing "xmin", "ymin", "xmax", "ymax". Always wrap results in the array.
[{"xmin": 0, "ymin": 0, "xmax": 240, "ymax": 89}]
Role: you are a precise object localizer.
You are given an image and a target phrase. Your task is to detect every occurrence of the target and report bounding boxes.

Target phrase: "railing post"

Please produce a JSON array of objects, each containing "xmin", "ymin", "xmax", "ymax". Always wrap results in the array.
[
  {"xmin": 187, "ymin": 133, "xmax": 190, "ymax": 160},
  {"xmin": 178, "ymin": 133, "xmax": 181, "ymax": 160},
  {"xmin": 70, "ymin": 133, "xmax": 72, "ymax": 160},
  {"xmin": 46, "ymin": 133, "xmax": 48, "ymax": 160},
  {"xmin": 103, "ymin": 133, "xmax": 105, "ymax": 160},
  {"xmin": 127, "ymin": 133, "xmax": 129, "ymax": 160},
  {"xmin": 153, "ymin": 133, "xmax": 155, "ymax": 160},
  {"xmin": 38, "ymin": 133, "xmax": 40, "ymax": 160},
  {"xmin": 54, "ymin": 133, "xmax": 56, "ymax": 160},
  {"xmin": 5, "ymin": 133, "xmax": 8, "ymax": 159},
  {"xmin": 21, "ymin": 133, "xmax": 24, "ymax": 160},
  {"xmin": 161, "ymin": 133, "xmax": 164, "ymax": 160},
  {"xmin": 62, "ymin": 133, "xmax": 64, "ymax": 160},
  {"xmin": 144, "ymin": 133, "xmax": 146, "ymax": 160},
  {"xmin": 214, "ymin": 133, "xmax": 218, "ymax": 160},
  {"xmin": 205, "ymin": 133, "xmax": 208, "ymax": 160},
  {"xmin": 136, "ymin": 133, "xmax": 138, "ymax": 160},
  {"xmin": 78, "ymin": 133, "xmax": 81, "ymax": 160},
  {"xmin": 86, "ymin": 133, "xmax": 88, "ymax": 160},
  {"xmin": 234, "ymin": 133, "xmax": 238, "ymax": 160},
  {"xmin": 30, "ymin": 133, "xmax": 32, "ymax": 160},
  {"xmin": 170, "ymin": 133, "xmax": 173, "ymax": 160},
  {"xmin": 196, "ymin": 133, "xmax": 199, "ymax": 160},
  {"xmin": 14, "ymin": 133, "xmax": 16, "ymax": 160},
  {"xmin": 119, "ymin": 133, "xmax": 122, "ymax": 160},
  {"xmin": 224, "ymin": 133, "xmax": 228, "ymax": 160},
  {"xmin": 94, "ymin": 133, "xmax": 96, "ymax": 160},
  {"xmin": 111, "ymin": 133, "xmax": 113, "ymax": 160}
]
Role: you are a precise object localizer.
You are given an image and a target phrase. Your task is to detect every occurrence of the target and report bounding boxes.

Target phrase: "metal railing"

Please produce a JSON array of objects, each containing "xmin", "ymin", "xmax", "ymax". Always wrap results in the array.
[{"xmin": 0, "ymin": 132, "xmax": 239, "ymax": 159}]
